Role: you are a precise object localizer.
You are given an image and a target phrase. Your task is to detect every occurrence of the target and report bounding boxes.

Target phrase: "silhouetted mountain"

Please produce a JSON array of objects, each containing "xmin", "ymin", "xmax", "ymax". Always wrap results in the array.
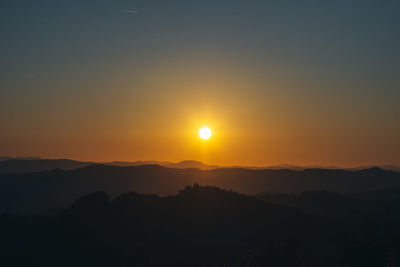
[
  {"xmin": 0, "ymin": 159, "xmax": 91, "ymax": 173},
  {"xmin": 1, "ymin": 157, "xmax": 399, "ymax": 174},
  {"xmin": 1, "ymin": 164, "xmax": 400, "ymax": 213},
  {"xmin": 60, "ymin": 185, "xmax": 305, "ymax": 237},
  {"xmin": 3, "ymin": 185, "xmax": 400, "ymax": 266},
  {"xmin": 0, "ymin": 159, "xmax": 220, "ymax": 172},
  {"xmin": 104, "ymin": 160, "xmax": 218, "ymax": 169},
  {"xmin": 106, "ymin": 160, "xmax": 173, "ymax": 167},
  {"xmin": 165, "ymin": 160, "xmax": 220, "ymax": 170},
  {"xmin": 1, "ymin": 186, "xmax": 321, "ymax": 266},
  {"xmin": 377, "ymin": 165, "xmax": 400, "ymax": 173},
  {"xmin": 258, "ymin": 190, "xmax": 369, "ymax": 218},
  {"xmin": 0, "ymin": 156, "xmax": 41, "ymax": 162},
  {"xmin": 258, "ymin": 187, "xmax": 400, "ymax": 229}
]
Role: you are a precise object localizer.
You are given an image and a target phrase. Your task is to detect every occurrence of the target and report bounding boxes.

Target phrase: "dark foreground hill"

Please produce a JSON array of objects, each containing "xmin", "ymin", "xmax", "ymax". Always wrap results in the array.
[
  {"xmin": 1, "ymin": 164, "xmax": 400, "ymax": 213},
  {"xmin": 2, "ymin": 185, "xmax": 400, "ymax": 267}
]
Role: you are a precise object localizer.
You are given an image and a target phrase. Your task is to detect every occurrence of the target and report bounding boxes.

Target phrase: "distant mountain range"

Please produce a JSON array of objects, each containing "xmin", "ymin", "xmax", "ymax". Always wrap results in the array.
[
  {"xmin": 0, "ymin": 157, "xmax": 399, "ymax": 173},
  {"xmin": 0, "ymin": 156, "xmax": 40, "ymax": 161},
  {"xmin": 108, "ymin": 160, "xmax": 220, "ymax": 170},
  {"xmin": 1, "ymin": 163, "xmax": 400, "ymax": 213},
  {"xmin": 0, "ymin": 159, "xmax": 90, "ymax": 173}
]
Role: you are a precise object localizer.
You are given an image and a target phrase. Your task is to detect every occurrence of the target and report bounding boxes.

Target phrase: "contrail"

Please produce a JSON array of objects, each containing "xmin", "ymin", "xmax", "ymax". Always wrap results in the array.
[{"xmin": 121, "ymin": 10, "xmax": 139, "ymax": 14}]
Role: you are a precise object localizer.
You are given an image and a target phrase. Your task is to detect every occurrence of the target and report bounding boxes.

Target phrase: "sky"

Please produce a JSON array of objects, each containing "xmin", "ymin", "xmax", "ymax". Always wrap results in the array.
[{"xmin": 0, "ymin": 0, "xmax": 399, "ymax": 167}]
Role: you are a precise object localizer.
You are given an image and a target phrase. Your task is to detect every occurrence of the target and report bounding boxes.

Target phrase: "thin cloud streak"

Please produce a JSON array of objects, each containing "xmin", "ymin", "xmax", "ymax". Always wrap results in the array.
[{"xmin": 121, "ymin": 10, "xmax": 139, "ymax": 14}]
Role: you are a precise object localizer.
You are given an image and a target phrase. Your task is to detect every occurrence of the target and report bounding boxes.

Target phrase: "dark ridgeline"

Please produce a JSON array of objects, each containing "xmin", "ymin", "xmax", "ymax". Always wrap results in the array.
[
  {"xmin": 0, "ymin": 159, "xmax": 91, "ymax": 173},
  {"xmin": 1, "ymin": 158, "xmax": 399, "ymax": 173},
  {"xmin": 0, "ymin": 159, "xmax": 218, "ymax": 173},
  {"xmin": 1, "ymin": 162, "xmax": 400, "ymax": 266},
  {"xmin": 0, "ymin": 163, "xmax": 400, "ymax": 213},
  {"xmin": 2, "ymin": 185, "xmax": 400, "ymax": 266}
]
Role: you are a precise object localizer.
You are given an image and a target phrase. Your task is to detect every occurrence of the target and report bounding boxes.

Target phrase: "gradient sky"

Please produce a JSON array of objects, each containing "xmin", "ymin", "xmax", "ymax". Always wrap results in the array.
[{"xmin": 1, "ymin": 0, "xmax": 399, "ymax": 167}]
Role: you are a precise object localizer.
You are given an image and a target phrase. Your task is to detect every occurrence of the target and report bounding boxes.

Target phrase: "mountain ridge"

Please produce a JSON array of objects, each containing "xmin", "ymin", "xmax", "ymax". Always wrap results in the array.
[
  {"xmin": 0, "ymin": 157, "xmax": 399, "ymax": 173},
  {"xmin": 1, "ymin": 164, "xmax": 400, "ymax": 213}
]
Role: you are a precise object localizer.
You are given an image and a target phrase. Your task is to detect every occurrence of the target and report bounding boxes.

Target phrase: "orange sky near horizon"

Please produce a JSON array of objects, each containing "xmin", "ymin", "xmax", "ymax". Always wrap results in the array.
[
  {"xmin": 1, "ymin": 1, "xmax": 399, "ymax": 167},
  {"xmin": 1, "ymin": 57, "xmax": 398, "ymax": 167}
]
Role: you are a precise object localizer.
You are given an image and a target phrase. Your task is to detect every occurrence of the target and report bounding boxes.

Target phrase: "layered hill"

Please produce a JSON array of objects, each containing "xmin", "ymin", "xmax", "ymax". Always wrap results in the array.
[{"xmin": 1, "ymin": 164, "xmax": 400, "ymax": 213}]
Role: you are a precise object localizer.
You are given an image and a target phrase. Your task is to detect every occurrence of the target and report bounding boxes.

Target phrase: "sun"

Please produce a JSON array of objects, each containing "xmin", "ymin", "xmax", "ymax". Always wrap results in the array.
[{"xmin": 199, "ymin": 127, "xmax": 212, "ymax": 140}]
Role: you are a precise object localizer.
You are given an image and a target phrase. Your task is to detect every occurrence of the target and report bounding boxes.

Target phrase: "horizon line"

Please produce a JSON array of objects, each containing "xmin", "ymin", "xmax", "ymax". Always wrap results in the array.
[{"xmin": 0, "ymin": 156, "xmax": 399, "ymax": 170}]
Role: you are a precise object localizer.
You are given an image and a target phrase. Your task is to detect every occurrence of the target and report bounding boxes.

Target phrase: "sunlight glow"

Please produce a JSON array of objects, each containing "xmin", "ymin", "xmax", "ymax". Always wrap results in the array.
[{"xmin": 199, "ymin": 127, "xmax": 212, "ymax": 140}]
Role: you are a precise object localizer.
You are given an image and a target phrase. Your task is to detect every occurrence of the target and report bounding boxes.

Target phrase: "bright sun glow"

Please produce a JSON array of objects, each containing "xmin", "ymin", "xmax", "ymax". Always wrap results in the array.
[{"xmin": 199, "ymin": 127, "xmax": 212, "ymax": 140}]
